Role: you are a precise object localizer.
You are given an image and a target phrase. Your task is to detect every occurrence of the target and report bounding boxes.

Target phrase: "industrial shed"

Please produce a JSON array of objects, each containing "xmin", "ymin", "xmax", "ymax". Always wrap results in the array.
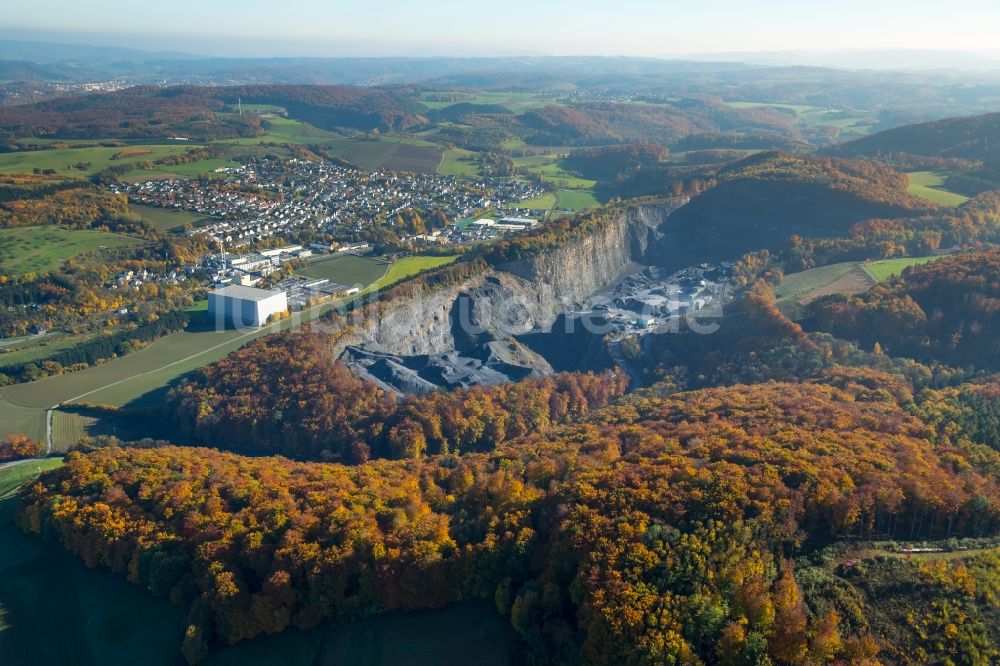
[{"xmin": 208, "ymin": 285, "xmax": 288, "ymax": 328}]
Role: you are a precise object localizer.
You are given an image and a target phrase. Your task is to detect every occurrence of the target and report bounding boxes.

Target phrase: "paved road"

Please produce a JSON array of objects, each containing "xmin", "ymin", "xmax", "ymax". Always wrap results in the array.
[
  {"xmin": 0, "ymin": 457, "xmax": 42, "ymax": 471},
  {"xmin": 45, "ymin": 407, "xmax": 53, "ymax": 454},
  {"xmin": 0, "ymin": 332, "xmax": 52, "ymax": 349}
]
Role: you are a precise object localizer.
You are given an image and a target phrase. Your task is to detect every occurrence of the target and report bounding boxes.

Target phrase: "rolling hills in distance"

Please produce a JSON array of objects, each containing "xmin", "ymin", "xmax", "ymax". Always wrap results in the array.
[{"xmin": 2, "ymin": 43, "xmax": 1000, "ymax": 666}]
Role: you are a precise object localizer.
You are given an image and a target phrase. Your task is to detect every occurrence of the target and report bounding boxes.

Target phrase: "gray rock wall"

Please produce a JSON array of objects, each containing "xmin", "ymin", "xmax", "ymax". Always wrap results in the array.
[{"xmin": 336, "ymin": 200, "xmax": 683, "ymax": 358}]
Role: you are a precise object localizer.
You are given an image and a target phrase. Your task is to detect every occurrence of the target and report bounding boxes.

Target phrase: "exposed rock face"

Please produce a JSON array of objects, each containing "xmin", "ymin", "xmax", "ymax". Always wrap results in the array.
[
  {"xmin": 337, "ymin": 200, "xmax": 684, "ymax": 391},
  {"xmin": 496, "ymin": 202, "xmax": 670, "ymax": 306}
]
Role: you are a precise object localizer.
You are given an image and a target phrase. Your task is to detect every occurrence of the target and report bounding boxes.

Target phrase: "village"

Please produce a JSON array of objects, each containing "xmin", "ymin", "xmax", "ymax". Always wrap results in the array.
[{"xmin": 115, "ymin": 157, "xmax": 548, "ymax": 248}]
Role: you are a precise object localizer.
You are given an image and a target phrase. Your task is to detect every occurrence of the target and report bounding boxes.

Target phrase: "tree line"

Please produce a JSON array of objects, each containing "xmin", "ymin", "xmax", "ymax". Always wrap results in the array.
[
  {"xmin": 166, "ymin": 329, "xmax": 628, "ymax": 462},
  {"xmin": 20, "ymin": 371, "xmax": 1000, "ymax": 664}
]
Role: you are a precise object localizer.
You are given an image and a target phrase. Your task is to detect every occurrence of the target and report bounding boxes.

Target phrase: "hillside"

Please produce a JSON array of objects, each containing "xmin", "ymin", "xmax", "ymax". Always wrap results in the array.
[
  {"xmin": 828, "ymin": 110, "xmax": 1000, "ymax": 162},
  {"xmin": 166, "ymin": 330, "xmax": 627, "ymax": 462},
  {"xmin": 805, "ymin": 249, "xmax": 1000, "ymax": 369},
  {"xmin": 644, "ymin": 152, "xmax": 938, "ymax": 268},
  {"xmin": 561, "ymin": 142, "xmax": 669, "ymax": 181},
  {"xmin": 519, "ymin": 100, "xmax": 801, "ymax": 147},
  {"xmin": 19, "ymin": 373, "xmax": 1000, "ymax": 664},
  {"xmin": 0, "ymin": 86, "xmax": 262, "ymax": 141},
  {"xmin": 0, "ymin": 84, "xmax": 427, "ymax": 140},
  {"xmin": 215, "ymin": 85, "xmax": 428, "ymax": 133}
]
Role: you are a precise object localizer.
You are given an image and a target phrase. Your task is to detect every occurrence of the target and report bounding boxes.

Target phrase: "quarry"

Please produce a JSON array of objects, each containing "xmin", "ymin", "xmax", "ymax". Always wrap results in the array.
[{"xmin": 335, "ymin": 197, "xmax": 734, "ymax": 393}]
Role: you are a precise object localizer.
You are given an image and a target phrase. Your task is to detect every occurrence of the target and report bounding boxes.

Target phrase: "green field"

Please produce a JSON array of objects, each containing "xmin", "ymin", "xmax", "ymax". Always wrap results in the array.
[
  {"xmin": 0, "ymin": 144, "xmax": 201, "ymax": 179},
  {"xmin": 228, "ymin": 116, "xmax": 339, "ymax": 145},
  {"xmin": 774, "ymin": 262, "xmax": 862, "ymax": 317},
  {"xmin": 437, "ymin": 148, "xmax": 482, "ymax": 178},
  {"xmin": 536, "ymin": 163, "xmax": 596, "ymax": 189},
  {"xmin": 0, "ymin": 400, "xmax": 46, "ymax": 443},
  {"xmin": 725, "ymin": 101, "xmax": 822, "ymax": 113},
  {"xmin": 556, "ymin": 189, "xmax": 602, "ymax": 210},
  {"xmin": 363, "ymin": 255, "xmax": 460, "ymax": 293},
  {"xmin": 723, "ymin": 101, "xmax": 877, "ymax": 136},
  {"xmin": 775, "ymin": 255, "xmax": 949, "ymax": 319},
  {"xmin": 132, "ymin": 204, "xmax": 215, "ymax": 233},
  {"xmin": 224, "ymin": 118, "xmax": 444, "ymax": 172},
  {"xmin": 774, "ymin": 262, "xmax": 857, "ymax": 299},
  {"xmin": 0, "ymin": 458, "xmax": 63, "ymax": 499},
  {"xmin": 862, "ymin": 254, "xmax": 947, "ymax": 282},
  {"xmin": 517, "ymin": 192, "xmax": 557, "ymax": 210},
  {"xmin": 0, "ymin": 322, "xmax": 271, "ymax": 411},
  {"xmin": 294, "ymin": 254, "xmax": 391, "ymax": 287},
  {"xmin": 420, "ymin": 91, "xmax": 555, "ymax": 113},
  {"xmin": 49, "ymin": 408, "xmax": 147, "ymax": 452},
  {"xmin": 0, "ymin": 332, "xmax": 100, "ymax": 371},
  {"xmin": 512, "ymin": 153, "xmax": 598, "ymax": 191},
  {"xmin": 0, "ymin": 226, "xmax": 142, "ymax": 277},
  {"xmin": 906, "ymin": 171, "xmax": 970, "ymax": 207}
]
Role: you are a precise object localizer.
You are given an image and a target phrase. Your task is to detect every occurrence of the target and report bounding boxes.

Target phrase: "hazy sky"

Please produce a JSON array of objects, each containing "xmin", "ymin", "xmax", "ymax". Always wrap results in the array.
[{"xmin": 4, "ymin": 0, "xmax": 1000, "ymax": 58}]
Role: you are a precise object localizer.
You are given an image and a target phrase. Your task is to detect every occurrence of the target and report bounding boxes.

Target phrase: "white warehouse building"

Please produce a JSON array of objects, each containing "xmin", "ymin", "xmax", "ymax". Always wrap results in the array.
[{"xmin": 208, "ymin": 285, "xmax": 288, "ymax": 328}]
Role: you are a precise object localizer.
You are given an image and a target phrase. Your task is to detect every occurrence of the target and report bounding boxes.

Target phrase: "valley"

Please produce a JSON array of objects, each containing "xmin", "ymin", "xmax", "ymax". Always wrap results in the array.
[{"xmin": 2, "ymin": 40, "xmax": 1000, "ymax": 666}]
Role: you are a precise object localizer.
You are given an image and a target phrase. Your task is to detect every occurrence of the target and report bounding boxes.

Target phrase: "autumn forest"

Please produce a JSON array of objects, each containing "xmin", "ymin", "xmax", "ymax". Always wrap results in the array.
[{"xmin": 4, "ymin": 40, "xmax": 1000, "ymax": 666}]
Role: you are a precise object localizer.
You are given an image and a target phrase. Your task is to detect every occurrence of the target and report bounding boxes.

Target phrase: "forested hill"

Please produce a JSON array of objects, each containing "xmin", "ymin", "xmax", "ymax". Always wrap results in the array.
[
  {"xmin": 214, "ymin": 85, "xmax": 427, "ymax": 133},
  {"xmin": 0, "ymin": 84, "xmax": 426, "ymax": 140},
  {"xmin": 643, "ymin": 152, "xmax": 937, "ymax": 267},
  {"xmin": 827, "ymin": 110, "xmax": 1000, "ymax": 162},
  {"xmin": 518, "ymin": 100, "xmax": 800, "ymax": 146},
  {"xmin": 805, "ymin": 249, "xmax": 1000, "ymax": 369},
  {"xmin": 21, "ymin": 372, "xmax": 1000, "ymax": 664}
]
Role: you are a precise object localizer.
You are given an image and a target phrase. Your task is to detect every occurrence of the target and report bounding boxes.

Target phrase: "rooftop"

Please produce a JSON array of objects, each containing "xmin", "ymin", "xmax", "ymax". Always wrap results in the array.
[{"xmin": 209, "ymin": 285, "xmax": 285, "ymax": 302}]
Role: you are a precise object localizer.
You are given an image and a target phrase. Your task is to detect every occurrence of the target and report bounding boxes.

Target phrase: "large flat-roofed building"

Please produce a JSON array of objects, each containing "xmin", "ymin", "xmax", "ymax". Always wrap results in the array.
[{"xmin": 208, "ymin": 285, "xmax": 288, "ymax": 328}]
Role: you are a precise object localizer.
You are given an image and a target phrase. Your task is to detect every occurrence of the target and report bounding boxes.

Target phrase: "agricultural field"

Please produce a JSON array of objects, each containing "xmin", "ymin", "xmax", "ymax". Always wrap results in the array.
[
  {"xmin": 774, "ymin": 262, "xmax": 873, "ymax": 319},
  {"xmin": 381, "ymin": 143, "xmax": 443, "ymax": 174},
  {"xmin": 517, "ymin": 191, "xmax": 557, "ymax": 210},
  {"xmin": 322, "ymin": 137, "xmax": 402, "ymax": 170},
  {"xmin": 0, "ymin": 457, "xmax": 63, "ymax": 499},
  {"xmin": 228, "ymin": 115, "xmax": 339, "ymax": 145},
  {"xmin": 0, "ymin": 144, "xmax": 200, "ymax": 179},
  {"xmin": 294, "ymin": 254, "xmax": 391, "ymax": 287},
  {"xmin": 725, "ymin": 101, "xmax": 821, "ymax": 114},
  {"xmin": 906, "ymin": 171, "xmax": 970, "ymax": 206},
  {"xmin": 0, "ymin": 399, "xmax": 46, "ymax": 444},
  {"xmin": 324, "ymin": 136, "xmax": 442, "ymax": 172},
  {"xmin": 49, "ymin": 407, "xmax": 146, "ymax": 452},
  {"xmin": 117, "ymin": 168, "xmax": 191, "ymax": 181},
  {"xmin": 437, "ymin": 148, "xmax": 482, "ymax": 178},
  {"xmin": 862, "ymin": 254, "xmax": 947, "ymax": 281},
  {"xmin": 224, "ymin": 117, "xmax": 445, "ymax": 173},
  {"xmin": 774, "ymin": 255, "xmax": 948, "ymax": 318},
  {"xmin": 132, "ymin": 204, "xmax": 215, "ymax": 233},
  {"xmin": 538, "ymin": 166, "xmax": 596, "ymax": 190},
  {"xmin": 556, "ymin": 189, "xmax": 602, "ymax": 210},
  {"xmin": 0, "ymin": 322, "xmax": 269, "ymax": 412},
  {"xmin": 420, "ymin": 91, "xmax": 556, "ymax": 113},
  {"xmin": 0, "ymin": 226, "xmax": 142, "ymax": 277},
  {"xmin": 723, "ymin": 101, "xmax": 877, "ymax": 136},
  {"xmin": 363, "ymin": 255, "xmax": 460, "ymax": 294},
  {"xmin": 0, "ymin": 332, "xmax": 98, "ymax": 371}
]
